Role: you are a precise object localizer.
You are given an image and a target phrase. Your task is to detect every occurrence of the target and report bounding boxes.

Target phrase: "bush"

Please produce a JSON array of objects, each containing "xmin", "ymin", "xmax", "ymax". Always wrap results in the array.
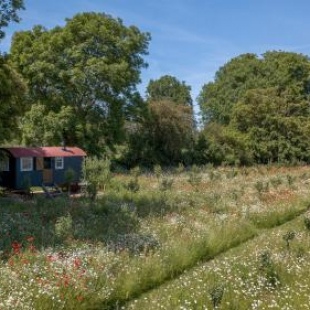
[{"xmin": 82, "ymin": 157, "xmax": 111, "ymax": 200}]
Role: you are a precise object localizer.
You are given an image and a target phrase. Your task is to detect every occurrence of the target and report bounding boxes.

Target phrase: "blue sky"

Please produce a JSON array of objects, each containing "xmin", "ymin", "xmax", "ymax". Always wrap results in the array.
[{"xmin": 2, "ymin": 0, "xmax": 310, "ymax": 115}]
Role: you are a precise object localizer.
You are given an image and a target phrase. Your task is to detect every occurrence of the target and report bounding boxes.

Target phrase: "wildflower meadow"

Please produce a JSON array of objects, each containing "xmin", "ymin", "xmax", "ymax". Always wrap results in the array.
[{"xmin": 1, "ymin": 164, "xmax": 310, "ymax": 309}]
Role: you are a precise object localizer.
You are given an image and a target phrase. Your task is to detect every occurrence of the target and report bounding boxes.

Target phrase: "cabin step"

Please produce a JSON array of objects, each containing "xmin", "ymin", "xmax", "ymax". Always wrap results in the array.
[{"xmin": 41, "ymin": 183, "xmax": 63, "ymax": 198}]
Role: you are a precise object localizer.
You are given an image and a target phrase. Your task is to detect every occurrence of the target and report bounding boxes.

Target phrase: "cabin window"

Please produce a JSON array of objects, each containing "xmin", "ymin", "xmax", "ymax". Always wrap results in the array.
[
  {"xmin": 0, "ymin": 156, "xmax": 9, "ymax": 171},
  {"xmin": 21, "ymin": 157, "xmax": 33, "ymax": 171},
  {"xmin": 55, "ymin": 157, "xmax": 64, "ymax": 170}
]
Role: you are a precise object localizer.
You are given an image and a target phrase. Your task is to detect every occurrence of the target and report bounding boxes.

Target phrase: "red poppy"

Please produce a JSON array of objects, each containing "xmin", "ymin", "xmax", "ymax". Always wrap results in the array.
[{"xmin": 11, "ymin": 241, "xmax": 22, "ymax": 254}]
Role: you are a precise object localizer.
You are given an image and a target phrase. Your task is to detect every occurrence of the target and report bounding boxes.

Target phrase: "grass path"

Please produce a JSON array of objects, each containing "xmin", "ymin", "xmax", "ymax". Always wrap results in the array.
[
  {"xmin": 123, "ymin": 209, "xmax": 310, "ymax": 309},
  {"xmin": 101, "ymin": 199, "xmax": 310, "ymax": 309}
]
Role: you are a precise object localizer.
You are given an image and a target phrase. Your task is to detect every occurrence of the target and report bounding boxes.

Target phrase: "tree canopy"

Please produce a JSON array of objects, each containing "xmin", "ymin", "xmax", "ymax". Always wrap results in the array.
[
  {"xmin": 123, "ymin": 75, "xmax": 195, "ymax": 166},
  {"xmin": 10, "ymin": 12, "xmax": 151, "ymax": 155},
  {"xmin": 0, "ymin": 0, "xmax": 26, "ymax": 144},
  {"xmin": 198, "ymin": 51, "xmax": 310, "ymax": 165},
  {"xmin": 0, "ymin": 54, "xmax": 26, "ymax": 142},
  {"xmin": 4, "ymin": 5, "xmax": 310, "ymax": 167},
  {"xmin": 198, "ymin": 51, "xmax": 310, "ymax": 124},
  {"xmin": 146, "ymin": 75, "xmax": 193, "ymax": 107}
]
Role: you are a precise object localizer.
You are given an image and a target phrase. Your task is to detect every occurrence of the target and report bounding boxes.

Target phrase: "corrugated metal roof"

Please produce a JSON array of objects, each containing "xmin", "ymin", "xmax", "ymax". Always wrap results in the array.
[{"xmin": 2, "ymin": 147, "xmax": 87, "ymax": 158}]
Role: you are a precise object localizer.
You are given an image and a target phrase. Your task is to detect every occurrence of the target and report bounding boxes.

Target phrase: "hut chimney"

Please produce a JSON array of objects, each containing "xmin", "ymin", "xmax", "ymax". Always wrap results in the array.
[
  {"xmin": 61, "ymin": 129, "xmax": 67, "ymax": 151},
  {"xmin": 61, "ymin": 140, "xmax": 66, "ymax": 151}
]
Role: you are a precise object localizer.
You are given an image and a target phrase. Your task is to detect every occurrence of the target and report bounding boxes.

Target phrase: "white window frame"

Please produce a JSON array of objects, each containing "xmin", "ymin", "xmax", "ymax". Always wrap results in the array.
[
  {"xmin": 55, "ymin": 157, "xmax": 64, "ymax": 170},
  {"xmin": 21, "ymin": 157, "xmax": 33, "ymax": 172},
  {"xmin": 0, "ymin": 157, "xmax": 9, "ymax": 171}
]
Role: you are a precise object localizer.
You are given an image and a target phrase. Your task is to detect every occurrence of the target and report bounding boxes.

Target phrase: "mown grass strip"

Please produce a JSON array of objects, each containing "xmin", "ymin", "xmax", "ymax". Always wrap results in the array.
[
  {"xmin": 93, "ymin": 200, "xmax": 310, "ymax": 309},
  {"xmin": 124, "ymin": 211, "xmax": 310, "ymax": 310}
]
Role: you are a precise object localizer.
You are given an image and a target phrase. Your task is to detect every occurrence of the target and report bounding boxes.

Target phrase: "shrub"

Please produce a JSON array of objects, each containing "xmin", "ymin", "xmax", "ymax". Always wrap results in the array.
[
  {"xmin": 304, "ymin": 216, "xmax": 310, "ymax": 231},
  {"xmin": 82, "ymin": 157, "xmax": 111, "ymax": 200}
]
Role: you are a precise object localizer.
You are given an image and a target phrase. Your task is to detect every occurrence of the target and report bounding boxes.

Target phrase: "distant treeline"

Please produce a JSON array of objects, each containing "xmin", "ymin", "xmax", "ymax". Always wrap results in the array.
[{"xmin": 2, "ymin": 4, "xmax": 310, "ymax": 167}]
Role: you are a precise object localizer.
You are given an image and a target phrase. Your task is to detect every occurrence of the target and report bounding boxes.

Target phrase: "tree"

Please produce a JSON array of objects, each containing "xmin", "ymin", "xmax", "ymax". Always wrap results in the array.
[
  {"xmin": 198, "ymin": 51, "xmax": 310, "ymax": 125},
  {"xmin": 231, "ymin": 88, "xmax": 310, "ymax": 163},
  {"xmin": 195, "ymin": 122, "xmax": 253, "ymax": 166},
  {"xmin": 198, "ymin": 53, "xmax": 263, "ymax": 124},
  {"xmin": 0, "ymin": 0, "xmax": 24, "ymax": 40},
  {"xmin": 10, "ymin": 12, "xmax": 150, "ymax": 155},
  {"xmin": 125, "ymin": 99, "xmax": 194, "ymax": 166},
  {"xmin": 21, "ymin": 103, "xmax": 79, "ymax": 147},
  {"xmin": 0, "ymin": 0, "xmax": 26, "ymax": 144},
  {"xmin": 0, "ymin": 54, "xmax": 26, "ymax": 143},
  {"xmin": 197, "ymin": 51, "xmax": 310, "ymax": 165},
  {"xmin": 124, "ymin": 76, "xmax": 195, "ymax": 166},
  {"xmin": 146, "ymin": 75, "xmax": 193, "ymax": 106}
]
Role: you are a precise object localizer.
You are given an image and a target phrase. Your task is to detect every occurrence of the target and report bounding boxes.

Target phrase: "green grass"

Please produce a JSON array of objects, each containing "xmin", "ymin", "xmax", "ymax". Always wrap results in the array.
[
  {"xmin": 125, "ymin": 215, "xmax": 310, "ymax": 309},
  {"xmin": 1, "ymin": 164, "xmax": 310, "ymax": 309}
]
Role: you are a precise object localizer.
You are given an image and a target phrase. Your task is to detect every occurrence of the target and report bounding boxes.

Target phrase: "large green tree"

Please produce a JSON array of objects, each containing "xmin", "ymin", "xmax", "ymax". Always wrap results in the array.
[
  {"xmin": 231, "ymin": 88, "xmax": 310, "ymax": 163},
  {"xmin": 198, "ymin": 51, "xmax": 310, "ymax": 124},
  {"xmin": 10, "ymin": 12, "xmax": 150, "ymax": 155},
  {"xmin": 125, "ymin": 100, "xmax": 194, "ymax": 166},
  {"xmin": 198, "ymin": 51, "xmax": 310, "ymax": 164},
  {"xmin": 125, "ymin": 76, "xmax": 194, "ymax": 166},
  {"xmin": 0, "ymin": 0, "xmax": 26, "ymax": 144},
  {"xmin": 198, "ymin": 53, "xmax": 264, "ymax": 124},
  {"xmin": 0, "ymin": 54, "xmax": 26, "ymax": 142}
]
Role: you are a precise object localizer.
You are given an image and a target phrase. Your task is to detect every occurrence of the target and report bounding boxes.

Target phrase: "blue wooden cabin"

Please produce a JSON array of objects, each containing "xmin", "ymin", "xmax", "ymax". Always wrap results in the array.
[{"xmin": 0, "ymin": 147, "xmax": 86, "ymax": 189}]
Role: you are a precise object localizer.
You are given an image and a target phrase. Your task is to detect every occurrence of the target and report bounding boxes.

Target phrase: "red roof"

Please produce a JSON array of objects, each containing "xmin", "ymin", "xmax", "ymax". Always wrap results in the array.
[{"xmin": 3, "ymin": 147, "xmax": 86, "ymax": 158}]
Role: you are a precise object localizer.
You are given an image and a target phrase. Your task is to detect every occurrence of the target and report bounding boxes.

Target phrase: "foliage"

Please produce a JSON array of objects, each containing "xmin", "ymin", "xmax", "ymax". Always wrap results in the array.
[
  {"xmin": 195, "ymin": 122, "xmax": 253, "ymax": 166},
  {"xmin": 64, "ymin": 167, "xmax": 76, "ymax": 185},
  {"xmin": 21, "ymin": 104, "xmax": 79, "ymax": 146},
  {"xmin": 283, "ymin": 230, "xmax": 296, "ymax": 250},
  {"xmin": 199, "ymin": 52, "xmax": 310, "ymax": 124},
  {"xmin": 125, "ymin": 99, "xmax": 194, "ymax": 166},
  {"xmin": 209, "ymin": 284, "xmax": 225, "ymax": 309},
  {"xmin": 258, "ymin": 251, "xmax": 280, "ymax": 288},
  {"xmin": 10, "ymin": 12, "xmax": 150, "ymax": 155},
  {"xmin": 0, "ymin": 0, "xmax": 24, "ymax": 40},
  {"xmin": 231, "ymin": 88, "xmax": 310, "ymax": 164},
  {"xmin": 55, "ymin": 213, "xmax": 73, "ymax": 240},
  {"xmin": 153, "ymin": 164, "xmax": 162, "ymax": 180},
  {"xmin": 304, "ymin": 216, "xmax": 310, "ymax": 231},
  {"xmin": 123, "ymin": 75, "xmax": 195, "ymax": 167},
  {"xmin": 198, "ymin": 51, "xmax": 310, "ymax": 165},
  {"xmin": 127, "ymin": 166, "xmax": 140, "ymax": 192},
  {"xmin": 0, "ymin": 55, "xmax": 26, "ymax": 143},
  {"xmin": 187, "ymin": 165, "xmax": 202, "ymax": 191},
  {"xmin": 159, "ymin": 176, "xmax": 174, "ymax": 191},
  {"xmin": 82, "ymin": 157, "xmax": 111, "ymax": 200},
  {"xmin": 198, "ymin": 53, "xmax": 262, "ymax": 124},
  {"xmin": 146, "ymin": 75, "xmax": 193, "ymax": 107}
]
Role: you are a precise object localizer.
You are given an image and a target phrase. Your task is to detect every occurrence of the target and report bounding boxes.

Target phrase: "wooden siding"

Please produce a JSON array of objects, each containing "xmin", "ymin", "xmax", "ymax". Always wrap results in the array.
[
  {"xmin": 43, "ymin": 169, "xmax": 53, "ymax": 184},
  {"xmin": 36, "ymin": 157, "xmax": 44, "ymax": 170},
  {"xmin": 0, "ymin": 147, "xmax": 86, "ymax": 189}
]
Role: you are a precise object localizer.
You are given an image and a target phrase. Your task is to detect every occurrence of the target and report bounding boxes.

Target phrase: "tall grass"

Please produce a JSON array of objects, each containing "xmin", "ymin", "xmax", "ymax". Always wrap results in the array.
[
  {"xmin": 125, "ymin": 215, "xmax": 310, "ymax": 310},
  {"xmin": 1, "ymin": 164, "xmax": 310, "ymax": 309}
]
